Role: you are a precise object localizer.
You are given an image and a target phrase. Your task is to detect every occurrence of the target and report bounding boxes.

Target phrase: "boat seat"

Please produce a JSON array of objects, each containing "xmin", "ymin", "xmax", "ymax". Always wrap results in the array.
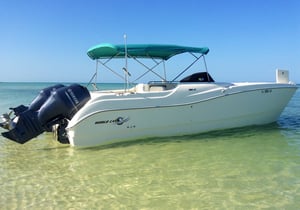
[
  {"xmin": 149, "ymin": 85, "xmax": 166, "ymax": 92},
  {"xmin": 135, "ymin": 83, "xmax": 176, "ymax": 92},
  {"xmin": 134, "ymin": 84, "xmax": 150, "ymax": 92}
]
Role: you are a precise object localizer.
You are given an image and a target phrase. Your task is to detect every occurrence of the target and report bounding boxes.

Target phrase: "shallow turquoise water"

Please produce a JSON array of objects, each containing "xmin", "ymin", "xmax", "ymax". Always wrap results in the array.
[{"xmin": 0, "ymin": 83, "xmax": 299, "ymax": 209}]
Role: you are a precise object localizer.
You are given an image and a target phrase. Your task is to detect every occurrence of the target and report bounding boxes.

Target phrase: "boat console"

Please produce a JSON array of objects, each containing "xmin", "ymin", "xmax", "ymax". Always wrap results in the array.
[{"xmin": 180, "ymin": 72, "xmax": 214, "ymax": 83}]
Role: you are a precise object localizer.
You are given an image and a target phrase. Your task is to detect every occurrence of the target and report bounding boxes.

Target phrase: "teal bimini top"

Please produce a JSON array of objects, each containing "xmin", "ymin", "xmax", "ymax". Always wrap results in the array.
[{"xmin": 87, "ymin": 43, "xmax": 209, "ymax": 60}]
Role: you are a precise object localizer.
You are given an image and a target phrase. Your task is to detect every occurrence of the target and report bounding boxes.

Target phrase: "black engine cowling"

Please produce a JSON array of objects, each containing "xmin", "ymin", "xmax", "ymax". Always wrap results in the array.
[
  {"xmin": 1, "ymin": 84, "xmax": 90, "ymax": 144},
  {"xmin": 38, "ymin": 84, "xmax": 91, "ymax": 128},
  {"xmin": 29, "ymin": 84, "xmax": 65, "ymax": 111}
]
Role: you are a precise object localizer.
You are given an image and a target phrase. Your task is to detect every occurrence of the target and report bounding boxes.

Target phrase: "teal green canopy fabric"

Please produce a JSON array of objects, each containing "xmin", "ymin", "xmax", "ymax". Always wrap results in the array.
[{"xmin": 87, "ymin": 43, "xmax": 209, "ymax": 60}]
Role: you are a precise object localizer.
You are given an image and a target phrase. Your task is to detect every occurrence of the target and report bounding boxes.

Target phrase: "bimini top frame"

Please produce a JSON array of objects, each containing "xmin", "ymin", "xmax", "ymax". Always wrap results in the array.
[{"xmin": 86, "ymin": 43, "xmax": 210, "ymax": 90}]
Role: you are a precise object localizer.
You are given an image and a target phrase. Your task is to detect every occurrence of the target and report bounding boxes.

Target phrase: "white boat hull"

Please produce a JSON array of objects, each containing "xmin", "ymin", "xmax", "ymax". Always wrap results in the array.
[
  {"xmin": 67, "ymin": 83, "xmax": 297, "ymax": 147},
  {"xmin": 1, "ymin": 43, "xmax": 297, "ymax": 148}
]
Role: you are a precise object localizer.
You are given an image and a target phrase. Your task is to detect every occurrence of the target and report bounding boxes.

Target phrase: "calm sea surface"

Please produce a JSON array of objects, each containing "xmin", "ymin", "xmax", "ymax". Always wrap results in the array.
[{"xmin": 0, "ymin": 82, "xmax": 299, "ymax": 209}]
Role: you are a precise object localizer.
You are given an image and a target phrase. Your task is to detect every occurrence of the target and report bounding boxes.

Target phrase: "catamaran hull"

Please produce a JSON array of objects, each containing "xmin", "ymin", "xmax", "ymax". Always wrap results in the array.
[{"xmin": 67, "ymin": 86, "xmax": 297, "ymax": 147}]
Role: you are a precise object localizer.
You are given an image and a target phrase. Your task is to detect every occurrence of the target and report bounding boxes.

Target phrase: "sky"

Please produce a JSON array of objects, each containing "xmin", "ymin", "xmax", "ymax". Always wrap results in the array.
[{"xmin": 0, "ymin": 0, "xmax": 299, "ymax": 83}]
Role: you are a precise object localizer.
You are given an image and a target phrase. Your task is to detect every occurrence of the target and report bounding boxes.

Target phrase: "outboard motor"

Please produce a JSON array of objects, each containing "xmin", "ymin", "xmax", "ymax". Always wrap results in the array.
[
  {"xmin": 38, "ymin": 84, "xmax": 90, "ymax": 126},
  {"xmin": 0, "ymin": 84, "xmax": 90, "ymax": 144},
  {"xmin": 29, "ymin": 84, "xmax": 65, "ymax": 111}
]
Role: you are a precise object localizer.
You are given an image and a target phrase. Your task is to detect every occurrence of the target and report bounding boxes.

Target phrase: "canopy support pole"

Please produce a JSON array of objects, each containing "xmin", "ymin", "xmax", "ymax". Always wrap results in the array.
[
  {"xmin": 163, "ymin": 60, "xmax": 167, "ymax": 81},
  {"xmin": 132, "ymin": 57, "xmax": 165, "ymax": 82},
  {"xmin": 171, "ymin": 54, "xmax": 204, "ymax": 82},
  {"xmin": 87, "ymin": 61, "xmax": 99, "ymax": 90},
  {"xmin": 202, "ymin": 55, "xmax": 211, "ymax": 81},
  {"xmin": 124, "ymin": 34, "xmax": 129, "ymax": 91}
]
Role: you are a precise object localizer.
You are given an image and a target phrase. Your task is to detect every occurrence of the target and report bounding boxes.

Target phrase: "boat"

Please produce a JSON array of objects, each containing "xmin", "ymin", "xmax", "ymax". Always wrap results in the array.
[{"xmin": 0, "ymin": 43, "xmax": 298, "ymax": 147}]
